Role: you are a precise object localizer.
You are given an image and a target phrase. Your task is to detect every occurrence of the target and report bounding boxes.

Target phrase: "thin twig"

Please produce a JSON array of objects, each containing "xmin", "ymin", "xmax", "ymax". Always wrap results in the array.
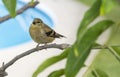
[
  {"xmin": 91, "ymin": 69, "xmax": 99, "ymax": 77},
  {"xmin": 0, "ymin": 1, "xmax": 39, "ymax": 23},
  {"xmin": 3, "ymin": 43, "xmax": 70, "ymax": 70},
  {"xmin": 93, "ymin": 44, "xmax": 120, "ymax": 49},
  {"xmin": 93, "ymin": 44, "xmax": 120, "ymax": 63},
  {"xmin": 93, "ymin": 45, "xmax": 107, "ymax": 49},
  {"xmin": 0, "ymin": 43, "xmax": 69, "ymax": 77},
  {"xmin": 107, "ymin": 46, "xmax": 120, "ymax": 62}
]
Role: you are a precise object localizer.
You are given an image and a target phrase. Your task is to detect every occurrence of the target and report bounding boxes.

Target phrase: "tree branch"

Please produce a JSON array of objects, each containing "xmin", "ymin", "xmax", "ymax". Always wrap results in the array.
[
  {"xmin": 0, "ymin": 1, "xmax": 39, "ymax": 23},
  {"xmin": 0, "ymin": 43, "xmax": 70, "ymax": 77},
  {"xmin": 93, "ymin": 44, "xmax": 120, "ymax": 63}
]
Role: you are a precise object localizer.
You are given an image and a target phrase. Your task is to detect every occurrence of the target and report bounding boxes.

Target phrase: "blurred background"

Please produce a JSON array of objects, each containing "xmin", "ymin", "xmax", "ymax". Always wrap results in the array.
[{"xmin": 0, "ymin": 0, "xmax": 120, "ymax": 77}]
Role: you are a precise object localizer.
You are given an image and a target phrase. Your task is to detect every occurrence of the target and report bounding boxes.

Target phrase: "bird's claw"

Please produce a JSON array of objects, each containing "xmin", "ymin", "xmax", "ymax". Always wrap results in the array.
[{"xmin": 35, "ymin": 44, "xmax": 40, "ymax": 51}]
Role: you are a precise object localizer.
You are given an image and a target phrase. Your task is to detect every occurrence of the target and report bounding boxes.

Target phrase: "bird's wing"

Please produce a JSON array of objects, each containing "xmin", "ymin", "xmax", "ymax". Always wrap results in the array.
[
  {"xmin": 42, "ymin": 23, "xmax": 55, "ymax": 37},
  {"xmin": 43, "ymin": 23, "xmax": 65, "ymax": 38}
]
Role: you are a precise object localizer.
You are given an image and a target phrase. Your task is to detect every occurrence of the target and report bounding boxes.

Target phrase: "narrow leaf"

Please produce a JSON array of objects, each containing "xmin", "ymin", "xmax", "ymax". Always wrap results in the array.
[
  {"xmin": 65, "ymin": 20, "xmax": 114, "ymax": 77},
  {"xmin": 32, "ymin": 49, "xmax": 69, "ymax": 77},
  {"xmin": 100, "ymin": 0, "xmax": 116, "ymax": 15},
  {"xmin": 77, "ymin": 0, "xmax": 101, "ymax": 40},
  {"xmin": 2, "ymin": 0, "xmax": 16, "ymax": 17},
  {"xmin": 48, "ymin": 69, "xmax": 64, "ymax": 77},
  {"xmin": 92, "ymin": 69, "xmax": 109, "ymax": 77}
]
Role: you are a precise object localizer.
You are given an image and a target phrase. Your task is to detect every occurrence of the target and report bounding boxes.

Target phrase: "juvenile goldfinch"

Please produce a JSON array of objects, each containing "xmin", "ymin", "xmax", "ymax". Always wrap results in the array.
[{"xmin": 29, "ymin": 18, "xmax": 65, "ymax": 47}]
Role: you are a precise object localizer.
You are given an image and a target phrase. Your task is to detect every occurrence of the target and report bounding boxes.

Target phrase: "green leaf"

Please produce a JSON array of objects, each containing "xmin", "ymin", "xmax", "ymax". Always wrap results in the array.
[
  {"xmin": 31, "ymin": 0, "xmax": 34, "ymax": 3},
  {"xmin": 48, "ymin": 69, "xmax": 64, "ymax": 77},
  {"xmin": 78, "ymin": 0, "xmax": 116, "ymax": 15},
  {"xmin": 2, "ymin": 0, "xmax": 16, "ymax": 17},
  {"xmin": 92, "ymin": 69, "xmax": 109, "ymax": 77},
  {"xmin": 65, "ymin": 20, "xmax": 114, "ymax": 77},
  {"xmin": 100, "ymin": 0, "xmax": 116, "ymax": 15},
  {"xmin": 77, "ymin": 0, "xmax": 101, "ymax": 40},
  {"xmin": 32, "ymin": 49, "xmax": 69, "ymax": 77}
]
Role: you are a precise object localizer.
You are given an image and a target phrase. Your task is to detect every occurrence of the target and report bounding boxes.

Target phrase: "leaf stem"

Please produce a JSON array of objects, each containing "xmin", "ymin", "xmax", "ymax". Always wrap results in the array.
[
  {"xmin": 107, "ymin": 46, "xmax": 120, "ymax": 62},
  {"xmin": 92, "ymin": 69, "xmax": 99, "ymax": 77},
  {"xmin": 93, "ymin": 44, "xmax": 120, "ymax": 62}
]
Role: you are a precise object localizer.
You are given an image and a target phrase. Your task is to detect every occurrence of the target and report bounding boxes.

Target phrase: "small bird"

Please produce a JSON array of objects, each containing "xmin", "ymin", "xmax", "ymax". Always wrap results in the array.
[{"xmin": 29, "ymin": 18, "xmax": 65, "ymax": 47}]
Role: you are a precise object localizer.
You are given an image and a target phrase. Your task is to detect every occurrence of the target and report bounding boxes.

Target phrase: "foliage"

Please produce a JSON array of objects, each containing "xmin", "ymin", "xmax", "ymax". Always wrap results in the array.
[
  {"xmin": 2, "ymin": 0, "xmax": 120, "ymax": 77},
  {"xmin": 48, "ymin": 69, "xmax": 64, "ymax": 77},
  {"xmin": 2, "ymin": 0, "xmax": 16, "ymax": 17},
  {"xmin": 78, "ymin": 0, "xmax": 117, "ymax": 15}
]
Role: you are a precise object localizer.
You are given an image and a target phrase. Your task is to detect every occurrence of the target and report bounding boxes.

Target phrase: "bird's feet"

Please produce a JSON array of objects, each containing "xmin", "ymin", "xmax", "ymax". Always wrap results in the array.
[
  {"xmin": 44, "ymin": 43, "xmax": 48, "ymax": 50},
  {"xmin": 35, "ymin": 44, "xmax": 40, "ymax": 51}
]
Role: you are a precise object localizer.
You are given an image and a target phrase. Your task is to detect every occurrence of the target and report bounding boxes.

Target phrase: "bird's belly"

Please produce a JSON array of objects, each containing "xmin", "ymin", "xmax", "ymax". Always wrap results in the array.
[
  {"xmin": 36, "ymin": 36, "xmax": 54, "ymax": 44},
  {"xmin": 30, "ymin": 32, "xmax": 54, "ymax": 44}
]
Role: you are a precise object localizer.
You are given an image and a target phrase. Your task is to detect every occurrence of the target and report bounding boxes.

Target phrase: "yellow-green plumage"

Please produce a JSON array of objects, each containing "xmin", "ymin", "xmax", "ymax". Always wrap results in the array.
[{"xmin": 29, "ymin": 18, "xmax": 65, "ymax": 45}]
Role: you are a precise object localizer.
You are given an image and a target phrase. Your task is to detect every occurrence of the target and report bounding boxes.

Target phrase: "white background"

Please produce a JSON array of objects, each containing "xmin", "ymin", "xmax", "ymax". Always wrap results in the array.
[{"xmin": 0, "ymin": 0, "xmax": 107, "ymax": 77}]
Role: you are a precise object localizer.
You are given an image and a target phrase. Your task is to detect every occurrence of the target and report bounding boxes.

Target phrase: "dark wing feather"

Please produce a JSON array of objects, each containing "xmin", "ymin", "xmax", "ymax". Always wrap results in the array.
[
  {"xmin": 43, "ymin": 23, "xmax": 65, "ymax": 38},
  {"xmin": 45, "ymin": 30, "xmax": 53, "ymax": 36},
  {"xmin": 43, "ymin": 24, "xmax": 54, "ymax": 36}
]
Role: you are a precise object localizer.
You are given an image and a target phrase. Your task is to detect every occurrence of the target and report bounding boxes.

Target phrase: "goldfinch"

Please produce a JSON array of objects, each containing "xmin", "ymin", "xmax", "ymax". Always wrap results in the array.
[{"xmin": 29, "ymin": 18, "xmax": 65, "ymax": 47}]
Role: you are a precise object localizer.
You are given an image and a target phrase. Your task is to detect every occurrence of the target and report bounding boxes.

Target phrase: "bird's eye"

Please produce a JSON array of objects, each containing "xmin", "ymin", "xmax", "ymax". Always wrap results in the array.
[{"xmin": 33, "ymin": 22, "xmax": 36, "ymax": 24}]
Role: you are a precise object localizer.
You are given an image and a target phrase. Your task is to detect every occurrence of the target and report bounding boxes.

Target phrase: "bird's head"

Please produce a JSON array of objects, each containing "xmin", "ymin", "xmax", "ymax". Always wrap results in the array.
[{"xmin": 32, "ymin": 18, "xmax": 43, "ymax": 25}]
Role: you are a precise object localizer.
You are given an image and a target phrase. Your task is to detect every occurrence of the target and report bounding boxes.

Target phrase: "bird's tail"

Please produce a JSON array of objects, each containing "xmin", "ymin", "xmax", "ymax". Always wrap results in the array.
[{"xmin": 55, "ymin": 33, "xmax": 66, "ymax": 38}]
